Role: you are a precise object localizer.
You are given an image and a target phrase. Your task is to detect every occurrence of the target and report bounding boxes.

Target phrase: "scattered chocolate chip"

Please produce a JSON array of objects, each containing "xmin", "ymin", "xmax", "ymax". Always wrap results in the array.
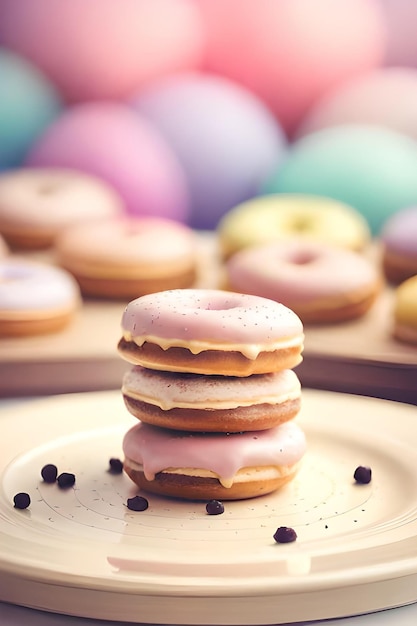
[
  {"xmin": 354, "ymin": 466, "xmax": 372, "ymax": 484},
  {"xmin": 108, "ymin": 458, "xmax": 123, "ymax": 474},
  {"xmin": 13, "ymin": 492, "xmax": 31, "ymax": 509},
  {"xmin": 57, "ymin": 472, "xmax": 76, "ymax": 489},
  {"xmin": 127, "ymin": 495, "xmax": 149, "ymax": 511},
  {"xmin": 41, "ymin": 463, "xmax": 58, "ymax": 483},
  {"xmin": 273, "ymin": 526, "xmax": 297, "ymax": 543},
  {"xmin": 206, "ymin": 499, "xmax": 225, "ymax": 515}
]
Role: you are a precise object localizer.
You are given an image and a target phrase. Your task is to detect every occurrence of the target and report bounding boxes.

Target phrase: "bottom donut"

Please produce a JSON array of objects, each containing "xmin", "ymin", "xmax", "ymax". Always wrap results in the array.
[
  {"xmin": 122, "ymin": 421, "xmax": 307, "ymax": 501},
  {"xmin": 123, "ymin": 461, "xmax": 301, "ymax": 501}
]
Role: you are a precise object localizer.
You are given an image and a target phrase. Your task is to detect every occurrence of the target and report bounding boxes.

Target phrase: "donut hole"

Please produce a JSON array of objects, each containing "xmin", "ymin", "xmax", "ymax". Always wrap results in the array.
[
  {"xmin": 287, "ymin": 250, "xmax": 319, "ymax": 265},
  {"xmin": 37, "ymin": 181, "xmax": 63, "ymax": 195},
  {"xmin": 290, "ymin": 215, "xmax": 313, "ymax": 232}
]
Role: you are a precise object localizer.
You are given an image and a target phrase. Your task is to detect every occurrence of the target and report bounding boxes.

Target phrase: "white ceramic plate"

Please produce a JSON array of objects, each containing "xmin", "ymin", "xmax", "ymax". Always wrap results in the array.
[{"xmin": 0, "ymin": 390, "xmax": 417, "ymax": 625}]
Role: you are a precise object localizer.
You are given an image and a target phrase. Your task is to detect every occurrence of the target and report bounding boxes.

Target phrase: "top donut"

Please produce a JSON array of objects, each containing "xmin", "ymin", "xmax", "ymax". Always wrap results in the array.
[{"xmin": 118, "ymin": 289, "xmax": 304, "ymax": 376}]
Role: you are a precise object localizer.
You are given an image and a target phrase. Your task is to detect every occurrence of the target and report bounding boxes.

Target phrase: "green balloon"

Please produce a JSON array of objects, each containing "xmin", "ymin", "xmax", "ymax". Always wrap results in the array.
[{"xmin": 262, "ymin": 125, "xmax": 417, "ymax": 234}]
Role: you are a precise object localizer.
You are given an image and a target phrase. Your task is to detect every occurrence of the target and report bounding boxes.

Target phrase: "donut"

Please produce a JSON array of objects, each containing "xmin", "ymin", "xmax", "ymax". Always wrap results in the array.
[
  {"xmin": 118, "ymin": 289, "xmax": 304, "ymax": 376},
  {"xmin": 380, "ymin": 206, "xmax": 417, "ymax": 284},
  {"xmin": 225, "ymin": 240, "xmax": 382, "ymax": 324},
  {"xmin": 0, "ymin": 167, "xmax": 123, "ymax": 250},
  {"xmin": 122, "ymin": 420, "xmax": 307, "ymax": 500},
  {"xmin": 55, "ymin": 216, "xmax": 198, "ymax": 300},
  {"xmin": 122, "ymin": 365, "xmax": 301, "ymax": 432},
  {"xmin": 0, "ymin": 257, "xmax": 81, "ymax": 336},
  {"xmin": 217, "ymin": 194, "xmax": 371, "ymax": 259},
  {"xmin": 392, "ymin": 275, "xmax": 417, "ymax": 345},
  {"xmin": 0, "ymin": 233, "xmax": 8, "ymax": 258}
]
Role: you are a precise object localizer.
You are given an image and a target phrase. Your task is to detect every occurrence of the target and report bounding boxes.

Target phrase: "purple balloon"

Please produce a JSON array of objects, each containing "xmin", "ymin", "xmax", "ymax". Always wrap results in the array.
[
  {"xmin": 26, "ymin": 102, "xmax": 190, "ymax": 222},
  {"xmin": 131, "ymin": 72, "xmax": 287, "ymax": 229}
]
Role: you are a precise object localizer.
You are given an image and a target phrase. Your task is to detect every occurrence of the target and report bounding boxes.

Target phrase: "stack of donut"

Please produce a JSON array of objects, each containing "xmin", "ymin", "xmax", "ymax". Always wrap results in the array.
[{"xmin": 117, "ymin": 288, "xmax": 306, "ymax": 501}]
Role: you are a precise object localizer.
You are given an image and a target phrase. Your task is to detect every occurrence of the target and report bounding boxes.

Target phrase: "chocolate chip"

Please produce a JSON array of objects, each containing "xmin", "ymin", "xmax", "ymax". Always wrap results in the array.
[
  {"xmin": 206, "ymin": 499, "xmax": 225, "ymax": 515},
  {"xmin": 273, "ymin": 526, "xmax": 297, "ymax": 543},
  {"xmin": 354, "ymin": 466, "xmax": 372, "ymax": 484},
  {"xmin": 41, "ymin": 463, "xmax": 58, "ymax": 483},
  {"xmin": 13, "ymin": 492, "xmax": 31, "ymax": 509},
  {"xmin": 57, "ymin": 472, "xmax": 76, "ymax": 488},
  {"xmin": 108, "ymin": 458, "xmax": 123, "ymax": 474},
  {"xmin": 127, "ymin": 495, "xmax": 149, "ymax": 511}
]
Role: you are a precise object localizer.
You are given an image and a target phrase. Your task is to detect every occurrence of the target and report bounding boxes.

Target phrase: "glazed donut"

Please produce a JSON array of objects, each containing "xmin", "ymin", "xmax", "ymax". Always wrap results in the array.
[
  {"xmin": 0, "ymin": 233, "xmax": 8, "ymax": 258},
  {"xmin": 122, "ymin": 420, "xmax": 306, "ymax": 500},
  {"xmin": 225, "ymin": 240, "xmax": 382, "ymax": 324},
  {"xmin": 118, "ymin": 289, "xmax": 304, "ymax": 376},
  {"xmin": 0, "ymin": 257, "xmax": 81, "ymax": 336},
  {"xmin": 122, "ymin": 365, "xmax": 301, "ymax": 432},
  {"xmin": 380, "ymin": 206, "xmax": 417, "ymax": 284},
  {"xmin": 0, "ymin": 167, "xmax": 123, "ymax": 250},
  {"xmin": 393, "ymin": 275, "xmax": 417, "ymax": 345},
  {"xmin": 55, "ymin": 216, "xmax": 198, "ymax": 299},
  {"xmin": 217, "ymin": 193, "xmax": 371, "ymax": 259}
]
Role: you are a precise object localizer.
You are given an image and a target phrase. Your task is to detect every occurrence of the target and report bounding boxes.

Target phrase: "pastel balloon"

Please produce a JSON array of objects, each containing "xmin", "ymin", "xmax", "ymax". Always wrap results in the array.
[
  {"xmin": 132, "ymin": 72, "xmax": 287, "ymax": 229},
  {"xmin": 26, "ymin": 102, "xmax": 190, "ymax": 222},
  {"xmin": 196, "ymin": 0, "xmax": 387, "ymax": 135},
  {"xmin": 378, "ymin": 0, "xmax": 417, "ymax": 67},
  {"xmin": 298, "ymin": 67, "xmax": 417, "ymax": 141},
  {"xmin": 262, "ymin": 125, "xmax": 417, "ymax": 234},
  {"xmin": 0, "ymin": 0, "xmax": 205, "ymax": 102},
  {"xmin": 0, "ymin": 48, "xmax": 61, "ymax": 167}
]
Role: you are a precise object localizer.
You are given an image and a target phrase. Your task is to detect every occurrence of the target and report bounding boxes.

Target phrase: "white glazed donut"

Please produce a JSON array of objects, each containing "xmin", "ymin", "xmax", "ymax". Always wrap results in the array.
[
  {"xmin": 225, "ymin": 239, "xmax": 382, "ymax": 324},
  {"xmin": 0, "ymin": 167, "xmax": 123, "ymax": 249},
  {"xmin": 122, "ymin": 365, "xmax": 302, "ymax": 432},
  {"xmin": 55, "ymin": 216, "xmax": 198, "ymax": 299},
  {"xmin": 217, "ymin": 194, "xmax": 371, "ymax": 259},
  {"xmin": 118, "ymin": 288, "xmax": 304, "ymax": 375},
  {"xmin": 0, "ymin": 257, "xmax": 81, "ymax": 336}
]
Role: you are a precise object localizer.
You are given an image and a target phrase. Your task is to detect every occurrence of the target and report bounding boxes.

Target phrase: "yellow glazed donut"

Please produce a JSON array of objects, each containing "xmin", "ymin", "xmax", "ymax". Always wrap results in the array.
[
  {"xmin": 55, "ymin": 216, "xmax": 198, "ymax": 300},
  {"xmin": 393, "ymin": 275, "xmax": 417, "ymax": 344},
  {"xmin": 217, "ymin": 193, "xmax": 371, "ymax": 259},
  {"xmin": 0, "ymin": 257, "xmax": 81, "ymax": 337},
  {"xmin": 225, "ymin": 239, "xmax": 382, "ymax": 324},
  {"xmin": 0, "ymin": 167, "xmax": 123, "ymax": 250}
]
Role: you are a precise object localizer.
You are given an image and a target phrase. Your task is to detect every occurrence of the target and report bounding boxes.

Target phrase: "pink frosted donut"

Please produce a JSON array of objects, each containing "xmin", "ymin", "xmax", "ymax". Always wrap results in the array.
[
  {"xmin": 123, "ymin": 419, "xmax": 307, "ymax": 500},
  {"xmin": 55, "ymin": 216, "xmax": 198, "ymax": 299},
  {"xmin": 380, "ymin": 206, "xmax": 417, "ymax": 284},
  {"xmin": 225, "ymin": 240, "xmax": 382, "ymax": 324},
  {"xmin": 0, "ymin": 257, "xmax": 81, "ymax": 336},
  {"xmin": 118, "ymin": 288, "xmax": 304, "ymax": 375},
  {"xmin": 122, "ymin": 365, "xmax": 301, "ymax": 432},
  {"xmin": 0, "ymin": 168, "xmax": 123, "ymax": 250}
]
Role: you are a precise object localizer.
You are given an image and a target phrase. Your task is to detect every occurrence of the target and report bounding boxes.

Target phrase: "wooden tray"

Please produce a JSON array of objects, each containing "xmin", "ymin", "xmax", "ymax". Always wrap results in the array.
[{"xmin": 1, "ymin": 235, "xmax": 416, "ymax": 402}]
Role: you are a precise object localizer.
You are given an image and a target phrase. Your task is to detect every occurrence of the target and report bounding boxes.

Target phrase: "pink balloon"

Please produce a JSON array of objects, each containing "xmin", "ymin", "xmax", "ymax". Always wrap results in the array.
[
  {"xmin": 196, "ymin": 0, "xmax": 387, "ymax": 135},
  {"xmin": 26, "ymin": 102, "xmax": 190, "ymax": 222},
  {"xmin": 298, "ymin": 67, "xmax": 417, "ymax": 141},
  {"xmin": 378, "ymin": 0, "xmax": 417, "ymax": 67},
  {"xmin": 0, "ymin": 0, "xmax": 205, "ymax": 102}
]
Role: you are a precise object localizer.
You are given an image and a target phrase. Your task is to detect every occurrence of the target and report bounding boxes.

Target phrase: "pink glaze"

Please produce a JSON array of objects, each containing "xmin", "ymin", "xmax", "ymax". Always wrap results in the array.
[
  {"xmin": 56, "ymin": 216, "xmax": 197, "ymax": 271},
  {"xmin": 123, "ymin": 420, "xmax": 306, "ymax": 482},
  {"xmin": 380, "ymin": 206, "xmax": 417, "ymax": 257},
  {"xmin": 226, "ymin": 240, "xmax": 379, "ymax": 304},
  {"xmin": 122, "ymin": 366, "xmax": 301, "ymax": 410},
  {"xmin": 121, "ymin": 289, "xmax": 303, "ymax": 357}
]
